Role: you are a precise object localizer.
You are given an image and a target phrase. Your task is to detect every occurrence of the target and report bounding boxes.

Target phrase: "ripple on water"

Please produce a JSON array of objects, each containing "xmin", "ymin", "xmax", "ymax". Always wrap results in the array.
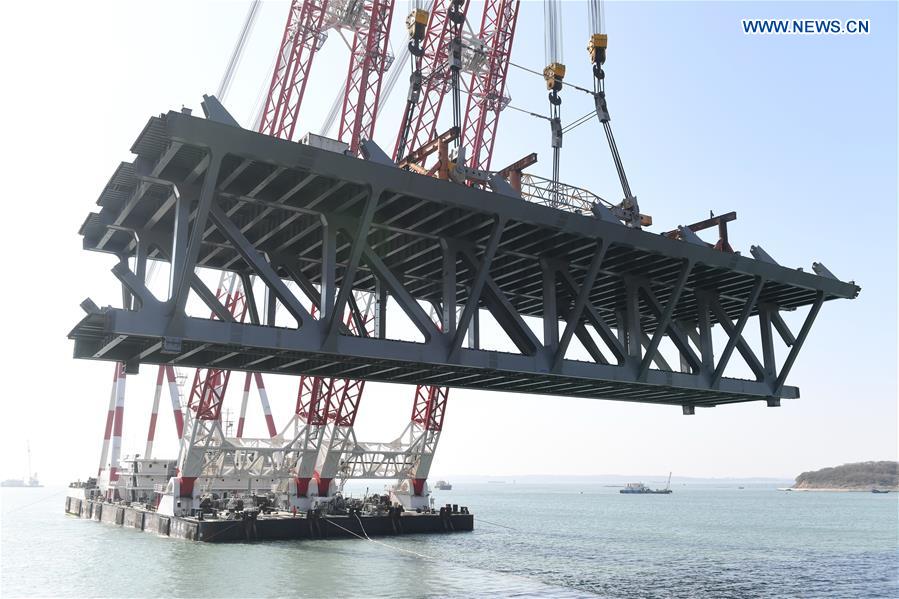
[{"xmin": 2, "ymin": 485, "xmax": 897, "ymax": 598}]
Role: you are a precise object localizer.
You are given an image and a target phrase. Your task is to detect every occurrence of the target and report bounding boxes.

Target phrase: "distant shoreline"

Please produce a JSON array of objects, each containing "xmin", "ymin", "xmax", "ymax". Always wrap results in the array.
[
  {"xmin": 783, "ymin": 487, "xmax": 897, "ymax": 493},
  {"xmin": 791, "ymin": 461, "xmax": 898, "ymax": 492}
]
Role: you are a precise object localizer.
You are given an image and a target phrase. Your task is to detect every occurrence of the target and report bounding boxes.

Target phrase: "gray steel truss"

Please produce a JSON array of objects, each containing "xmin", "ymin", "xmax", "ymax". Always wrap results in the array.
[{"xmin": 70, "ymin": 110, "xmax": 860, "ymax": 410}]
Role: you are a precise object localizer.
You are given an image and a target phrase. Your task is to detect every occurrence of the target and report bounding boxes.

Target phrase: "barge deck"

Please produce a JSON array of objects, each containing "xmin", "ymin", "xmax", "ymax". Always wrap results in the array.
[{"xmin": 65, "ymin": 496, "xmax": 473, "ymax": 543}]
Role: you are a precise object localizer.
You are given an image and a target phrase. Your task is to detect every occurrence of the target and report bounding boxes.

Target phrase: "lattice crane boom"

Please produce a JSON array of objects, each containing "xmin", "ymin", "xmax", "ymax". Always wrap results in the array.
[
  {"xmin": 259, "ymin": 0, "xmax": 330, "ymax": 140},
  {"xmin": 461, "ymin": 0, "xmax": 520, "ymax": 172},
  {"xmin": 337, "ymin": 0, "xmax": 396, "ymax": 153}
]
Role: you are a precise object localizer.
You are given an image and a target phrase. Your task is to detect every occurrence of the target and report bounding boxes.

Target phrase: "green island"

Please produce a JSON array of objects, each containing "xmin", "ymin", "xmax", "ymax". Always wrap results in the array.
[{"xmin": 793, "ymin": 461, "xmax": 899, "ymax": 491}]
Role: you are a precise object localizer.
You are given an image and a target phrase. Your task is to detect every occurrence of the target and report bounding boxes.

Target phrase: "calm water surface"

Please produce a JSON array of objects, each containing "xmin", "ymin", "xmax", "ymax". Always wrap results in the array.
[{"xmin": 2, "ymin": 483, "xmax": 897, "ymax": 597}]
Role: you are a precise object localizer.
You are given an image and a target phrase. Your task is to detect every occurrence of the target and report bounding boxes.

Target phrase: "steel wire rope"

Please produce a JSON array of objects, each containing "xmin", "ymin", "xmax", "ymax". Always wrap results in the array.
[
  {"xmin": 322, "ymin": 514, "xmax": 437, "ymax": 560},
  {"xmin": 460, "ymin": 42, "xmax": 597, "ymax": 96},
  {"xmin": 2, "ymin": 490, "xmax": 68, "ymax": 515}
]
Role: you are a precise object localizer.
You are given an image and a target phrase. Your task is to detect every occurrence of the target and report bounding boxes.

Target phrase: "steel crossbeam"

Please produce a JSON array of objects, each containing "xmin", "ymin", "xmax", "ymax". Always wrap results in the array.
[{"xmin": 71, "ymin": 111, "xmax": 860, "ymax": 410}]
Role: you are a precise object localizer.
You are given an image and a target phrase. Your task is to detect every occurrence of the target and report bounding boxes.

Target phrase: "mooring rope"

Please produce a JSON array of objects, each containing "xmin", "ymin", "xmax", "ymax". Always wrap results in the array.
[
  {"xmin": 4, "ymin": 490, "xmax": 68, "ymax": 515},
  {"xmin": 472, "ymin": 517, "xmax": 518, "ymax": 531},
  {"xmin": 322, "ymin": 514, "xmax": 436, "ymax": 561}
]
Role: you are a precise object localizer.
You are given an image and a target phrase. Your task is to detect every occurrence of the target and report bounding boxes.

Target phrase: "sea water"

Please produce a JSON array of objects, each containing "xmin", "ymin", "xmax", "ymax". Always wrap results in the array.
[{"xmin": 2, "ymin": 483, "xmax": 897, "ymax": 597}]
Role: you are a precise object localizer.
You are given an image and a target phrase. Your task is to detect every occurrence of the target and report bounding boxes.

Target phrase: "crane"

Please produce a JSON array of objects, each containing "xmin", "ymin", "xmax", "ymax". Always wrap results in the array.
[
  {"xmin": 460, "ymin": 0, "xmax": 520, "ymax": 172},
  {"xmin": 543, "ymin": 0, "xmax": 564, "ymax": 204},
  {"xmin": 394, "ymin": 0, "xmax": 471, "ymax": 162},
  {"xmin": 125, "ymin": 0, "xmax": 522, "ymax": 509},
  {"xmin": 336, "ymin": 0, "xmax": 396, "ymax": 153},
  {"xmin": 392, "ymin": 4, "xmax": 429, "ymax": 161},
  {"xmin": 382, "ymin": 0, "xmax": 521, "ymax": 507},
  {"xmin": 587, "ymin": 0, "xmax": 642, "ymax": 227},
  {"xmin": 258, "ymin": 0, "xmax": 330, "ymax": 141}
]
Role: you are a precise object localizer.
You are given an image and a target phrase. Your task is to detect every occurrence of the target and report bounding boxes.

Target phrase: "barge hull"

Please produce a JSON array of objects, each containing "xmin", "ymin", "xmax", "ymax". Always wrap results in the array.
[{"xmin": 65, "ymin": 498, "xmax": 473, "ymax": 543}]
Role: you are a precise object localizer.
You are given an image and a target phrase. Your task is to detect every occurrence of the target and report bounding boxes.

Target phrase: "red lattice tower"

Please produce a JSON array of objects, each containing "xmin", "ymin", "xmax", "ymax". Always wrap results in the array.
[
  {"xmin": 461, "ymin": 0, "xmax": 520, "ymax": 171},
  {"xmin": 337, "ymin": 0, "xmax": 396, "ymax": 153},
  {"xmin": 258, "ymin": 0, "xmax": 330, "ymax": 140},
  {"xmin": 410, "ymin": 384, "xmax": 449, "ymax": 433},
  {"xmin": 293, "ymin": 304, "xmax": 373, "ymax": 429},
  {"xmin": 186, "ymin": 280, "xmax": 249, "ymax": 423}
]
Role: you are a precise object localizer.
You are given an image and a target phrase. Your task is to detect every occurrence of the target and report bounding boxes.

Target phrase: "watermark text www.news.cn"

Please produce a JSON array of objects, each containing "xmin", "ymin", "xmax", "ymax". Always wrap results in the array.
[{"xmin": 742, "ymin": 19, "xmax": 870, "ymax": 35}]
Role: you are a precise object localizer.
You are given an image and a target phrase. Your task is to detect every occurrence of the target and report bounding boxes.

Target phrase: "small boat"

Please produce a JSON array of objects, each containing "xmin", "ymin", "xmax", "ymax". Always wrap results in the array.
[
  {"xmin": 620, "ymin": 472, "xmax": 673, "ymax": 495},
  {"xmin": 434, "ymin": 480, "xmax": 452, "ymax": 490},
  {"xmin": 871, "ymin": 488, "xmax": 890, "ymax": 494}
]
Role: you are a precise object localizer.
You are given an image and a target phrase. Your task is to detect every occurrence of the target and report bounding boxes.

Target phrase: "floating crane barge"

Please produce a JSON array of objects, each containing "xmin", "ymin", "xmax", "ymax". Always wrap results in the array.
[{"xmin": 65, "ymin": 488, "xmax": 471, "ymax": 543}]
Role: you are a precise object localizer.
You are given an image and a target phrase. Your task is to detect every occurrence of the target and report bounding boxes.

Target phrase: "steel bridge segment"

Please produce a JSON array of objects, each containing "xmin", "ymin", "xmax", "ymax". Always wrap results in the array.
[{"xmin": 72, "ymin": 111, "xmax": 859, "ymax": 409}]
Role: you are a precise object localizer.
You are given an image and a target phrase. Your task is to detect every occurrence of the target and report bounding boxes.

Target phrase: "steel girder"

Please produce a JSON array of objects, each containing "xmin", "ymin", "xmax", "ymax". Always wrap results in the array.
[{"xmin": 71, "ymin": 111, "xmax": 859, "ymax": 409}]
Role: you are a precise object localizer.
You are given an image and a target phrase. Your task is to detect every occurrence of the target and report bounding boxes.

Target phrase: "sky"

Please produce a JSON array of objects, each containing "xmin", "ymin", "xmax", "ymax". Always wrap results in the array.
[{"xmin": 0, "ymin": 1, "xmax": 896, "ymax": 484}]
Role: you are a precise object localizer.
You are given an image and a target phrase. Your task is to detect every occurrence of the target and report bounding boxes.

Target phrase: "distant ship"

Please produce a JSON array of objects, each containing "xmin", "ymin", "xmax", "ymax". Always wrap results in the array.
[
  {"xmin": 2, "ymin": 442, "xmax": 42, "ymax": 488},
  {"xmin": 620, "ymin": 472, "xmax": 672, "ymax": 495},
  {"xmin": 434, "ymin": 480, "xmax": 452, "ymax": 490},
  {"xmin": 871, "ymin": 488, "xmax": 890, "ymax": 494}
]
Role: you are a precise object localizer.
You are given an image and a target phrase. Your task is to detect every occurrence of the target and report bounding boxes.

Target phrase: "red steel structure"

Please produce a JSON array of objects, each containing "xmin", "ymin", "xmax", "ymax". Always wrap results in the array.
[
  {"xmin": 258, "ymin": 0, "xmax": 393, "ymax": 498},
  {"xmin": 186, "ymin": 276, "xmax": 264, "ymax": 431},
  {"xmin": 461, "ymin": 0, "xmax": 520, "ymax": 172},
  {"xmin": 184, "ymin": 0, "xmax": 339, "ymax": 449},
  {"xmin": 236, "ymin": 372, "xmax": 277, "ymax": 438},
  {"xmin": 395, "ymin": 0, "xmax": 471, "ymax": 161},
  {"xmin": 337, "ymin": 0, "xmax": 396, "ymax": 153},
  {"xmin": 392, "ymin": 0, "xmax": 520, "ymax": 497},
  {"xmin": 290, "ymin": 302, "xmax": 375, "ymax": 497},
  {"xmin": 258, "ymin": 0, "xmax": 330, "ymax": 140},
  {"xmin": 409, "ymin": 384, "xmax": 448, "ymax": 495},
  {"xmin": 181, "ymin": 0, "xmax": 511, "ymax": 497}
]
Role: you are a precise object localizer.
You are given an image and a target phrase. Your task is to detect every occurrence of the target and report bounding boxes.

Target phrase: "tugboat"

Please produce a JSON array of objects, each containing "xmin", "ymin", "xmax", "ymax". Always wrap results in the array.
[
  {"xmin": 620, "ymin": 472, "xmax": 672, "ymax": 495},
  {"xmin": 435, "ymin": 480, "xmax": 453, "ymax": 490}
]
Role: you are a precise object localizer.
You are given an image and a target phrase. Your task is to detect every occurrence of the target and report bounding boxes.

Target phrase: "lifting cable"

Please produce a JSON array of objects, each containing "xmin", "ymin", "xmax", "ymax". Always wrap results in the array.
[
  {"xmin": 543, "ymin": 0, "xmax": 565, "ymax": 206},
  {"xmin": 447, "ymin": 0, "xmax": 466, "ymax": 147},
  {"xmin": 461, "ymin": 41, "xmax": 597, "ymax": 97},
  {"xmin": 394, "ymin": 1, "xmax": 431, "ymax": 160},
  {"xmin": 217, "ymin": 0, "xmax": 263, "ymax": 102},
  {"xmin": 588, "ymin": 0, "xmax": 638, "ymax": 217}
]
